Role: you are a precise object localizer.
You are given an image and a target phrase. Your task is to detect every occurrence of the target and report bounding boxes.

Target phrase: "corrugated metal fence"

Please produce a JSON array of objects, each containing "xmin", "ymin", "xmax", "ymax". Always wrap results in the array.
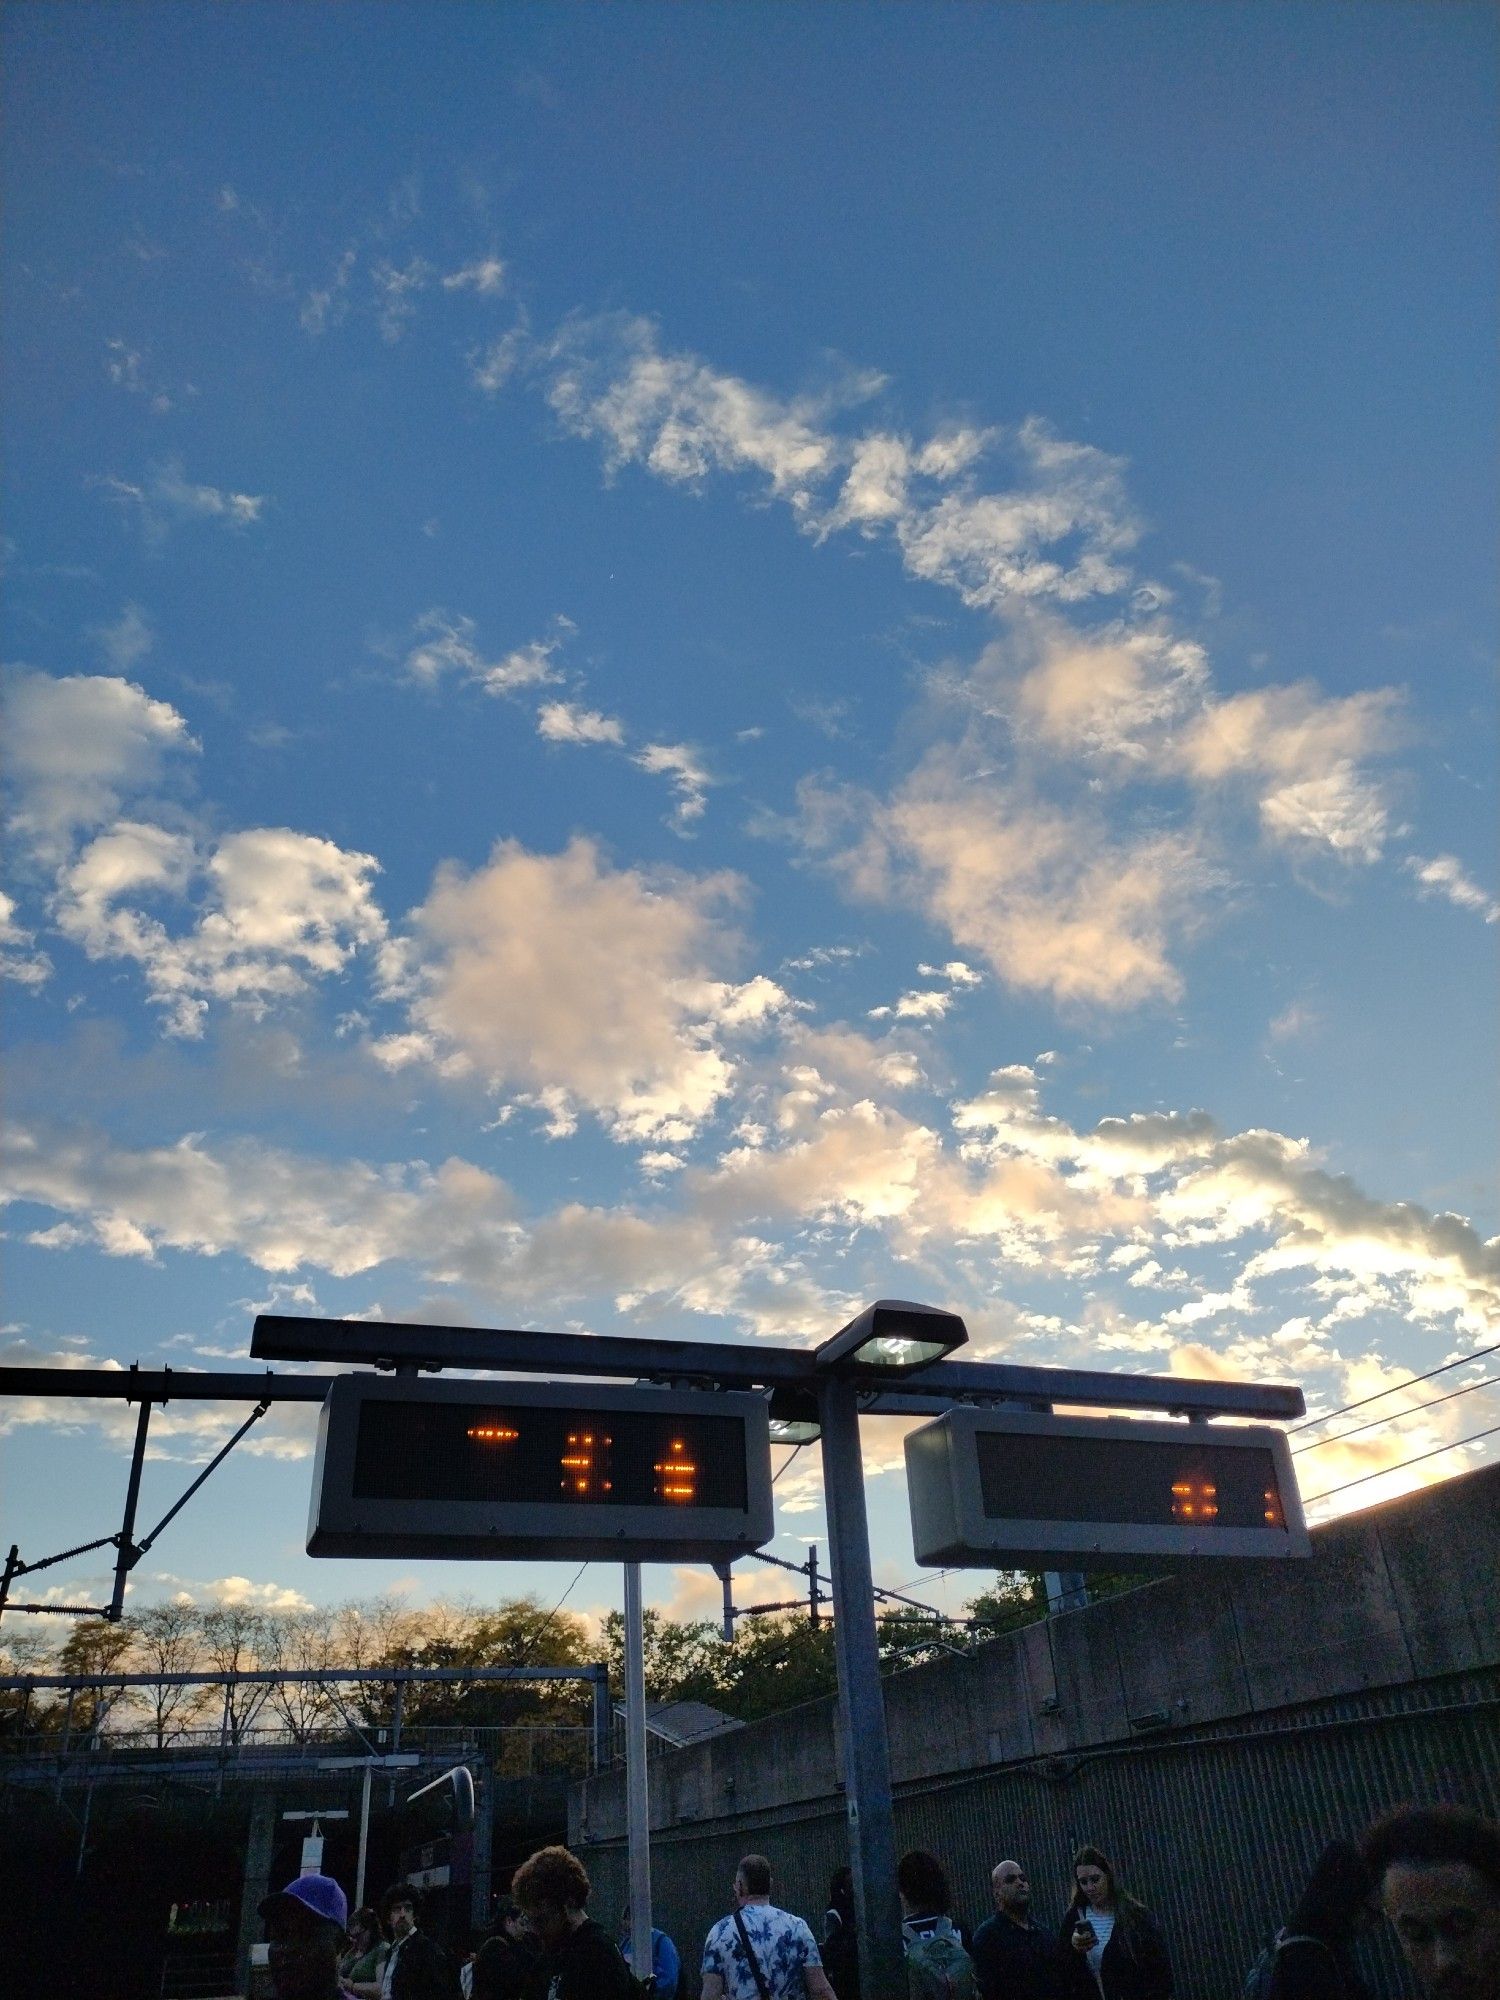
[{"xmin": 582, "ymin": 1665, "xmax": 1500, "ymax": 1999}]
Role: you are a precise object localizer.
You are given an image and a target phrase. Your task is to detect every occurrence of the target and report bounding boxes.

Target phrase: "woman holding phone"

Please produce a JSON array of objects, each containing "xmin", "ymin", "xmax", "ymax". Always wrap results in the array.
[{"xmin": 1060, "ymin": 1845, "xmax": 1173, "ymax": 1999}]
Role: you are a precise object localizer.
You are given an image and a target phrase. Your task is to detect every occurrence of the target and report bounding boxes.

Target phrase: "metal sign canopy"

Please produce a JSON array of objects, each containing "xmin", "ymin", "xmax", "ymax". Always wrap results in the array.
[{"xmin": 244, "ymin": 1301, "xmax": 1304, "ymax": 2000}]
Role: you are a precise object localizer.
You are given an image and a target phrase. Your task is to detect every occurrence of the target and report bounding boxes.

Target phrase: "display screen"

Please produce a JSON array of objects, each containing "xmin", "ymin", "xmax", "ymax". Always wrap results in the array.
[
  {"xmin": 352, "ymin": 1400, "xmax": 750, "ymax": 1511},
  {"xmin": 975, "ymin": 1430, "xmax": 1286, "ymax": 1531}
]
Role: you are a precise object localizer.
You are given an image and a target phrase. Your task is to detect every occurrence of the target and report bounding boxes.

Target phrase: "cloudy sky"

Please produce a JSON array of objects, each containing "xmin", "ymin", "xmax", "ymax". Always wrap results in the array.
[{"xmin": 3, "ymin": 3, "xmax": 1496, "ymax": 1637}]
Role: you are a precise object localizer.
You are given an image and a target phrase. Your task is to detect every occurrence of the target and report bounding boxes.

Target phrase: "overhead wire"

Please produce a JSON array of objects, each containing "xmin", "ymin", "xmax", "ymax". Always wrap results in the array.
[
  {"xmin": 1288, "ymin": 1337, "xmax": 1500, "ymax": 1435},
  {"xmin": 531, "ymin": 1561, "xmax": 589, "ymax": 1659},
  {"xmin": 1292, "ymin": 1371, "xmax": 1500, "ymax": 1455},
  {"xmin": 771, "ymin": 1442, "xmax": 808, "ymax": 1486},
  {"xmin": 1299, "ymin": 1420, "xmax": 1500, "ymax": 1507}
]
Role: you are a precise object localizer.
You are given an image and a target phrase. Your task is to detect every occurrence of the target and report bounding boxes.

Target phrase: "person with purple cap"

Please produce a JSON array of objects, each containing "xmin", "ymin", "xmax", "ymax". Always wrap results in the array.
[{"xmin": 259, "ymin": 1873, "xmax": 349, "ymax": 2000}]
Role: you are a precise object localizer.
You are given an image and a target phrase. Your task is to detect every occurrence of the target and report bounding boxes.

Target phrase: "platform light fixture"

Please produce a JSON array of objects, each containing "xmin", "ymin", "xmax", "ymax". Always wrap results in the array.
[{"xmin": 814, "ymin": 1298, "xmax": 969, "ymax": 1376}]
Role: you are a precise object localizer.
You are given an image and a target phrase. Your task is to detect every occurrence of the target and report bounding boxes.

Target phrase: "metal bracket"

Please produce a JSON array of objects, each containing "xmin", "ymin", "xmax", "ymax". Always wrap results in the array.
[{"xmin": 0, "ymin": 1396, "xmax": 270, "ymax": 1628}]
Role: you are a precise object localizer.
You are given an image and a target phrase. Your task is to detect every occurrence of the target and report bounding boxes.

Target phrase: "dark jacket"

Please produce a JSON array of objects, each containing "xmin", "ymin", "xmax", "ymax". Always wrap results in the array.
[
  {"xmin": 546, "ymin": 1918, "xmax": 638, "ymax": 2000},
  {"xmin": 473, "ymin": 1929, "xmax": 547, "ymax": 2000},
  {"xmin": 388, "ymin": 1928, "xmax": 463, "ymax": 2000},
  {"xmin": 1057, "ymin": 1907, "xmax": 1173, "ymax": 2000},
  {"xmin": 1265, "ymin": 1933, "xmax": 1371, "ymax": 2000},
  {"xmin": 971, "ymin": 1913, "xmax": 1075, "ymax": 2000},
  {"xmin": 822, "ymin": 1907, "xmax": 860, "ymax": 2000}
]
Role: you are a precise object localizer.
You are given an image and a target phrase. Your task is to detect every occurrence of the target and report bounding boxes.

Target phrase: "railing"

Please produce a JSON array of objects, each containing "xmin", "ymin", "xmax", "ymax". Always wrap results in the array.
[{"xmin": 0, "ymin": 1720, "xmax": 593, "ymax": 1783}]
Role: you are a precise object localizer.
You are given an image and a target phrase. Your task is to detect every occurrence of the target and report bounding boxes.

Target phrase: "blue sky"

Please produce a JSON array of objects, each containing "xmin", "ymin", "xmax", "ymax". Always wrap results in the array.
[{"xmin": 3, "ymin": 2, "xmax": 1496, "ymax": 1638}]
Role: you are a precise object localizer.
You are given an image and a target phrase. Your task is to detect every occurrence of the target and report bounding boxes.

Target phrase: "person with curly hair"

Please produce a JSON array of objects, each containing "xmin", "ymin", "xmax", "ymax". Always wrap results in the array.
[{"xmin": 510, "ymin": 1845, "xmax": 636, "ymax": 2000}]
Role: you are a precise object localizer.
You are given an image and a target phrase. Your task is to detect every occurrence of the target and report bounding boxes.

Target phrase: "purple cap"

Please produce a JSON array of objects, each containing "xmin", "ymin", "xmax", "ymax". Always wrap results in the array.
[{"xmin": 259, "ymin": 1873, "xmax": 349, "ymax": 1931}]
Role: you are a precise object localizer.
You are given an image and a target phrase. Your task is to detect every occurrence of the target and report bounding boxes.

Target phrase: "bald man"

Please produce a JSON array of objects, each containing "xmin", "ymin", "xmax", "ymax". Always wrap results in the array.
[{"xmin": 970, "ymin": 1861, "xmax": 1075, "ymax": 2000}]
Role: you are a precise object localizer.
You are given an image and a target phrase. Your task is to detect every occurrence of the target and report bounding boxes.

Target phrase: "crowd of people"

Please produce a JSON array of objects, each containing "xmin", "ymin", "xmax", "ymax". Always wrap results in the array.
[{"xmin": 258, "ymin": 1800, "xmax": 1500, "ymax": 2000}]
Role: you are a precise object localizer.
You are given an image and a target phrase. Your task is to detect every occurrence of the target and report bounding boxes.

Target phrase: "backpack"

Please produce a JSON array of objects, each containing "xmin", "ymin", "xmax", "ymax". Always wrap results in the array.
[
  {"xmin": 902, "ymin": 1920, "xmax": 976, "ymax": 2000},
  {"xmin": 1241, "ymin": 1930, "xmax": 1332, "ymax": 2000}
]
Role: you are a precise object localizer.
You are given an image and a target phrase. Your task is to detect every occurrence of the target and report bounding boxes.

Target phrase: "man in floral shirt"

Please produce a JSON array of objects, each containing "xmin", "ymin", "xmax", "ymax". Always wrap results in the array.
[{"xmin": 701, "ymin": 1855, "xmax": 838, "ymax": 2000}]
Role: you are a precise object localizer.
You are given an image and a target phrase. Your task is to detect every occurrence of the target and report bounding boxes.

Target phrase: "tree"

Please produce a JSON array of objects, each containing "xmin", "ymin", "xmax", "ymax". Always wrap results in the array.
[
  {"xmin": 599, "ymin": 1608, "xmax": 723, "ymax": 1711},
  {"xmin": 260, "ymin": 1605, "xmax": 340, "ymax": 1743},
  {"xmin": 200, "ymin": 1604, "xmax": 268, "ymax": 1743},
  {"xmin": 56, "ymin": 1617, "xmax": 136, "ymax": 1740},
  {"xmin": 131, "ymin": 1600, "xmax": 212, "ymax": 1747},
  {"xmin": 0, "ymin": 1627, "xmax": 58, "ymax": 1741},
  {"xmin": 962, "ymin": 1571, "xmax": 1045, "ymax": 1637},
  {"xmin": 717, "ymin": 1614, "xmax": 837, "ymax": 1721}
]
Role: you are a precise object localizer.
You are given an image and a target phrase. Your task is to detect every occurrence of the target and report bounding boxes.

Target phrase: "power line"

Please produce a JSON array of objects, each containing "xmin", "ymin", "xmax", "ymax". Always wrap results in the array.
[
  {"xmin": 1293, "ymin": 1372, "xmax": 1500, "ymax": 1455},
  {"xmin": 772, "ymin": 1442, "xmax": 808, "ymax": 1486},
  {"xmin": 531, "ymin": 1561, "xmax": 589, "ymax": 1658},
  {"xmin": 1300, "ymin": 1420, "xmax": 1500, "ymax": 1507},
  {"xmin": 1289, "ymin": 1338, "xmax": 1500, "ymax": 1435}
]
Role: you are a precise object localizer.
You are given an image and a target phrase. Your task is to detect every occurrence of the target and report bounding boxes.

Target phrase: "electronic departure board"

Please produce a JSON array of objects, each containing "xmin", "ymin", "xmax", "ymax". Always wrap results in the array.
[
  {"xmin": 905, "ymin": 1407, "xmax": 1308, "ymax": 1569},
  {"xmin": 307, "ymin": 1376, "xmax": 773, "ymax": 1561}
]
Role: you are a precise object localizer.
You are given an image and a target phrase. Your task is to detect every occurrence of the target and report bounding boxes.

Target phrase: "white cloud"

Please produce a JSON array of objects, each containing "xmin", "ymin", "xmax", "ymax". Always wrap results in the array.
[
  {"xmin": 1257, "ymin": 764, "xmax": 1390, "ymax": 863},
  {"xmin": 0, "ymin": 890, "xmax": 51, "ymax": 987},
  {"xmin": 403, "ymin": 610, "xmax": 568, "ymax": 695},
  {"xmin": 3, "ymin": 670, "xmax": 198, "ymax": 854},
  {"xmin": 301, "ymin": 247, "xmax": 357, "ymax": 334},
  {"xmin": 371, "ymin": 257, "xmax": 433, "ymax": 342},
  {"xmin": 544, "ymin": 319, "xmax": 1137, "ymax": 610},
  {"xmin": 52, "ymin": 823, "xmax": 389, "ymax": 1037},
  {"xmin": 470, "ymin": 327, "xmax": 527, "ymax": 394},
  {"xmin": 90, "ymin": 603, "xmax": 154, "ymax": 674},
  {"xmin": 800, "ymin": 754, "xmax": 1208, "ymax": 1009},
  {"xmin": 2, "ymin": 1127, "xmax": 517, "ymax": 1280},
  {"xmin": 547, "ymin": 313, "xmax": 845, "ymax": 520},
  {"xmin": 396, "ymin": 836, "xmax": 775, "ymax": 1142},
  {"xmin": 536, "ymin": 701, "xmax": 626, "ymax": 746},
  {"xmin": 91, "ymin": 458, "xmax": 266, "ymax": 542},
  {"xmin": 1404, "ymin": 853, "xmax": 1499, "ymax": 924},
  {"xmin": 442, "ymin": 255, "xmax": 506, "ymax": 295},
  {"xmin": 634, "ymin": 741, "xmax": 713, "ymax": 828}
]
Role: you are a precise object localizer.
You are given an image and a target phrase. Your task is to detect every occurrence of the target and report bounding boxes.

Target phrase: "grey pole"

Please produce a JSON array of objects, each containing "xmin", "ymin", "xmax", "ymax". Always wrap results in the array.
[
  {"xmin": 109, "ymin": 1400, "xmax": 153, "ymax": 1618},
  {"xmin": 356, "ymin": 1762, "xmax": 373, "ymax": 1908},
  {"xmin": 623, "ymin": 1563, "xmax": 653, "ymax": 1990},
  {"xmin": 818, "ymin": 1378, "xmax": 905, "ymax": 2000}
]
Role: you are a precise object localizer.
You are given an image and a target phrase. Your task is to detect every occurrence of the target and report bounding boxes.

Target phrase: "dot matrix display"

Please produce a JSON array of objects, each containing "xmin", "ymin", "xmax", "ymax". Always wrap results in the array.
[{"xmin": 351, "ymin": 1399, "xmax": 748, "ymax": 1511}]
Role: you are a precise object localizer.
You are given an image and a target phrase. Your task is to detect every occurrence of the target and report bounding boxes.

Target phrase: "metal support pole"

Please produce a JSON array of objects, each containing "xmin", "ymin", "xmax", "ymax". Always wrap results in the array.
[
  {"xmin": 808, "ymin": 1544, "xmax": 820, "ymax": 1629},
  {"xmin": 714, "ymin": 1561, "xmax": 735, "ymax": 1642},
  {"xmin": 56, "ymin": 1687, "xmax": 75, "ymax": 1805},
  {"xmin": 591, "ymin": 1667, "xmax": 612, "ymax": 1773},
  {"xmin": 819, "ymin": 1377, "xmax": 905, "ymax": 2000},
  {"xmin": 0, "ymin": 1543, "xmax": 19, "ymax": 1628},
  {"xmin": 356, "ymin": 1762, "xmax": 373, "ymax": 1909},
  {"xmin": 76, "ymin": 1775, "xmax": 94, "ymax": 1878},
  {"xmin": 388, "ymin": 1680, "xmax": 406, "ymax": 1804},
  {"xmin": 109, "ymin": 1400, "xmax": 153, "ymax": 1620},
  {"xmin": 623, "ymin": 1563, "xmax": 653, "ymax": 1993}
]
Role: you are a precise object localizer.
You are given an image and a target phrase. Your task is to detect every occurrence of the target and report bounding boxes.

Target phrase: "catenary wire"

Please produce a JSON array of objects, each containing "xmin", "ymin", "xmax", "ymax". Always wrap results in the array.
[
  {"xmin": 1292, "ymin": 1372, "xmax": 1500, "ymax": 1455},
  {"xmin": 1289, "ymin": 1337, "xmax": 1500, "ymax": 1435},
  {"xmin": 1299, "ymin": 1420, "xmax": 1500, "ymax": 1507},
  {"xmin": 771, "ymin": 1442, "xmax": 808, "ymax": 1486},
  {"xmin": 530, "ymin": 1561, "xmax": 589, "ymax": 1657}
]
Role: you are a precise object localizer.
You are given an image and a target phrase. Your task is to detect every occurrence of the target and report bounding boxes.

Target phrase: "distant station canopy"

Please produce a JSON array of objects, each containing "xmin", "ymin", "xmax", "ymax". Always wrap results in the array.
[
  {"xmin": 905, "ymin": 1408, "xmax": 1309, "ymax": 1569},
  {"xmin": 307, "ymin": 1375, "xmax": 774, "ymax": 1563}
]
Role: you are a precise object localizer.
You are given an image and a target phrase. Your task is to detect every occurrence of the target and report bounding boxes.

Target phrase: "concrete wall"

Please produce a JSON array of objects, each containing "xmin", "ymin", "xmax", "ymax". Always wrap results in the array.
[{"xmin": 571, "ymin": 1462, "xmax": 1500, "ymax": 1999}]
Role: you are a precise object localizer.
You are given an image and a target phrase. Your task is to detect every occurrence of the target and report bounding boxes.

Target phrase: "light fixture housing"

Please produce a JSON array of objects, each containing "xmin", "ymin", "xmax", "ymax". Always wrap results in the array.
[
  {"xmin": 767, "ymin": 1387, "xmax": 821, "ymax": 1445},
  {"xmin": 814, "ymin": 1299, "xmax": 968, "ymax": 1376}
]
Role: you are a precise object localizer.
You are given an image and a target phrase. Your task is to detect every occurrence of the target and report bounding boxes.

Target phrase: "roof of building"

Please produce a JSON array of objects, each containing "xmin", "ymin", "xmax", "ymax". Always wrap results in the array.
[{"xmin": 611, "ymin": 1697, "xmax": 745, "ymax": 1745}]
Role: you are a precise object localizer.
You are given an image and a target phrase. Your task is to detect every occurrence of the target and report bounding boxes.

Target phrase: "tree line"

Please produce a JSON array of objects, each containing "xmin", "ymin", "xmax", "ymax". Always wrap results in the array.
[{"xmin": 0, "ymin": 1568, "xmax": 1138, "ymax": 1750}]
